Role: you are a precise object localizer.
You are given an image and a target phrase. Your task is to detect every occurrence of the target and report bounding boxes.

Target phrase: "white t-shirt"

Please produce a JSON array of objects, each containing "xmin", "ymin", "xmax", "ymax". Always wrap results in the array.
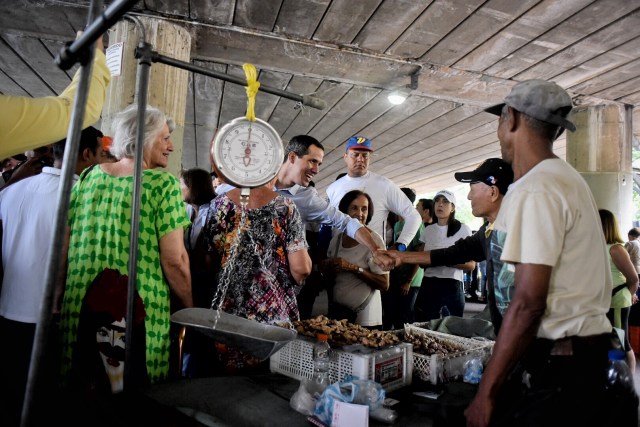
[
  {"xmin": 325, "ymin": 171, "xmax": 422, "ymax": 247},
  {"xmin": 420, "ymin": 223, "xmax": 472, "ymax": 281},
  {"xmin": 0, "ymin": 168, "xmax": 77, "ymax": 323},
  {"xmin": 492, "ymin": 158, "xmax": 612, "ymax": 339},
  {"xmin": 327, "ymin": 230, "xmax": 388, "ymax": 327}
]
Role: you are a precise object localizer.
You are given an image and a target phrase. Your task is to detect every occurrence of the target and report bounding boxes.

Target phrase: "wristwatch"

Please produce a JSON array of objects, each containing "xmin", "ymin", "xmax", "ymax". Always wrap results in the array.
[{"xmin": 397, "ymin": 243, "xmax": 407, "ymax": 252}]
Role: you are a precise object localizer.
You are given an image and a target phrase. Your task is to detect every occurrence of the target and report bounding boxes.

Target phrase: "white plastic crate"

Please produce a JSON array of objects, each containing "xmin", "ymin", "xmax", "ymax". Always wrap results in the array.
[
  {"xmin": 269, "ymin": 338, "xmax": 413, "ymax": 392},
  {"xmin": 404, "ymin": 325, "xmax": 494, "ymax": 385}
]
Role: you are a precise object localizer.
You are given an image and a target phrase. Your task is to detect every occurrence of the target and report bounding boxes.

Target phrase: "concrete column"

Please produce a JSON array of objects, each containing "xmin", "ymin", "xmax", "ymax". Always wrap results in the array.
[
  {"xmin": 101, "ymin": 17, "xmax": 191, "ymax": 176},
  {"xmin": 567, "ymin": 103, "xmax": 634, "ymax": 230}
]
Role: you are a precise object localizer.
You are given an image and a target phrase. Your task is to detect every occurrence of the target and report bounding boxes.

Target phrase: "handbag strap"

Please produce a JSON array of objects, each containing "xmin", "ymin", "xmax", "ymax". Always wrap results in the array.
[
  {"xmin": 333, "ymin": 232, "xmax": 375, "ymax": 313},
  {"xmin": 612, "ymin": 283, "xmax": 627, "ymax": 296}
]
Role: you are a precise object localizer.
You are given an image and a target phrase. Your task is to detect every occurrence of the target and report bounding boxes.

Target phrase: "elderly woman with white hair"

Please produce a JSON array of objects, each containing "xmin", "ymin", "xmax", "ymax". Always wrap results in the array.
[{"xmin": 58, "ymin": 104, "xmax": 192, "ymax": 396}]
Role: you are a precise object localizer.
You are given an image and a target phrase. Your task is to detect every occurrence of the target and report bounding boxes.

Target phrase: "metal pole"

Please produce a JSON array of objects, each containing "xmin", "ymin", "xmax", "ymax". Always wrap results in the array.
[
  {"xmin": 56, "ymin": 0, "xmax": 139, "ymax": 70},
  {"xmin": 123, "ymin": 38, "xmax": 152, "ymax": 391},
  {"xmin": 20, "ymin": 0, "xmax": 105, "ymax": 424},
  {"xmin": 149, "ymin": 52, "xmax": 326, "ymax": 110}
]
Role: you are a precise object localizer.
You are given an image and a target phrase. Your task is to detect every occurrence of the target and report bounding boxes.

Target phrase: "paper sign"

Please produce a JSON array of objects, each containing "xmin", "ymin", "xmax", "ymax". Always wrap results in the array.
[
  {"xmin": 331, "ymin": 401, "xmax": 368, "ymax": 427},
  {"xmin": 106, "ymin": 42, "xmax": 124, "ymax": 77}
]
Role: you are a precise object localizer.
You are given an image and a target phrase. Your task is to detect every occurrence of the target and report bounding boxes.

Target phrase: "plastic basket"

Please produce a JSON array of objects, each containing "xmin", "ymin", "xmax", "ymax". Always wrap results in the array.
[
  {"xmin": 269, "ymin": 338, "xmax": 413, "ymax": 392},
  {"xmin": 404, "ymin": 325, "xmax": 494, "ymax": 384}
]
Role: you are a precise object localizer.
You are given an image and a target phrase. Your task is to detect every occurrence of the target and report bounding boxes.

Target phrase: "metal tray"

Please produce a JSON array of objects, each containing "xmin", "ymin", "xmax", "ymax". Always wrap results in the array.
[{"xmin": 171, "ymin": 308, "xmax": 297, "ymax": 361}]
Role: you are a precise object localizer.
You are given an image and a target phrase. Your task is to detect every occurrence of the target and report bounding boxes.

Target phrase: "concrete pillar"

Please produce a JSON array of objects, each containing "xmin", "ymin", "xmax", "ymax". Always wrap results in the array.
[
  {"xmin": 101, "ymin": 17, "xmax": 191, "ymax": 176},
  {"xmin": 567, "ymin": 104, "xmax": 634, "ymax": 230}
]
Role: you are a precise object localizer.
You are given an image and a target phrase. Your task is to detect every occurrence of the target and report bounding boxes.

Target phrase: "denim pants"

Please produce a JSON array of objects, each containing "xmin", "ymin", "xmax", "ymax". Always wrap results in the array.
[{"xmin": 414, "ymin": 277, "xmax": 464, "ymax": 322}]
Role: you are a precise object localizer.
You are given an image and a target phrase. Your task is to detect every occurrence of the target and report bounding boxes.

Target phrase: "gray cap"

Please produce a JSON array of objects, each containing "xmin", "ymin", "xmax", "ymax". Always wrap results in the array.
[{"xmin": 484, "ymin": 79, "xmax": 576, "ymax": 132}]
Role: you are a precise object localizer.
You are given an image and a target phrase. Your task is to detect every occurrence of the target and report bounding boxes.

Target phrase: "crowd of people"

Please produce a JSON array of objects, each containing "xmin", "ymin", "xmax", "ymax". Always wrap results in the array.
[{"xmin": 0, "ymin": 50, "xmax": 639, "ymax": 427}]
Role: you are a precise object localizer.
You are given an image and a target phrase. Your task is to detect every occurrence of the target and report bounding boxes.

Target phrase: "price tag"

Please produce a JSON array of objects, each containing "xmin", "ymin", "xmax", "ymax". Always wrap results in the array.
[{"xmin": 331, "ymin": 401, "xmax": 368, "ymax": 427}]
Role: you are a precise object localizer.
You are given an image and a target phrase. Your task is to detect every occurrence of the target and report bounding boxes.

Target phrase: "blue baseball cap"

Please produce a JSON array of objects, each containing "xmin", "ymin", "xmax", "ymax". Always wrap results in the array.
[{"xmin": 345, "ymin": 136, "xmax": 373, "ymax": 152}]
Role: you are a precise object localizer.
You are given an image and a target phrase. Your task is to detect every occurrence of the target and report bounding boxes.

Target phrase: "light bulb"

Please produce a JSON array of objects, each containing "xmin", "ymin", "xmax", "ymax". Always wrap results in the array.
[{"xmin": 388, "ymin": 92, "xmax": 406, "ymax": 105}]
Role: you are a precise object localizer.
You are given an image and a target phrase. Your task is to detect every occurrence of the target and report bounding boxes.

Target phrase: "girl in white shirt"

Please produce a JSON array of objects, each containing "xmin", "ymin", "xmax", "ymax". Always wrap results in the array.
[{"xmin": 415, "ymin": 190, "xmax": 475, "ymax": 321}]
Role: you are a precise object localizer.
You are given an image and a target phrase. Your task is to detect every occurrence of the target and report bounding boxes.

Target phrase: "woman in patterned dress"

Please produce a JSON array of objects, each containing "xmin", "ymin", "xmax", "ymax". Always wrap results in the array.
[
  {"xmin": 58, "ymin": 104, "xmax": 192, "ymax": 394},
  {"xmin": 200, "ymin": 174, "xmax": 311, "ymax": 373}
]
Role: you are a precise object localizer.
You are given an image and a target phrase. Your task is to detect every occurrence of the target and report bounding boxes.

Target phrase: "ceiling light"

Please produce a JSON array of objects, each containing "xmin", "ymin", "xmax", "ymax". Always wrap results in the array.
[
  {"xmin": 388, "ymin": 71, "xmax": 420, "ymax": 105},
  {"xmin": 388, "ymin": 86, "xmax": 411, "ymax": 105}
]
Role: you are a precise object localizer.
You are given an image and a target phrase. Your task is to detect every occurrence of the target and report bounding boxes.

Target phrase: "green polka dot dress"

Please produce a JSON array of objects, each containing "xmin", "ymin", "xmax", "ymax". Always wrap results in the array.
[{"xmin": 60, "ymin": 166, "xmax": 190, "ymax": 384}]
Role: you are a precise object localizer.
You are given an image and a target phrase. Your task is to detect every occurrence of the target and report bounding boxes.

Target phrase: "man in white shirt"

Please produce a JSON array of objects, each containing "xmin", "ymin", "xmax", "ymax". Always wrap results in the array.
[
  {"xmin": 326, "ymin": 136, "xmax": 422, "ymax": 251},
  {"xmin": 465, "ymin": 80, "xmax": 637, "ymax": 427},
  {"xmin": 0, "ymin": 126, "xmax": 104, "ymax": 426},
  {"xmin": 271, "ymin": 135, "xmax": 393, "ymax": 318}
]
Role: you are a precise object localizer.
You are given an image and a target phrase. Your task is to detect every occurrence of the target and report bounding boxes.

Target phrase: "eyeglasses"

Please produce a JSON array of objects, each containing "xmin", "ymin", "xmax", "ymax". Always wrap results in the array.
[{"xmin": 348, "ymin": 152, "xmax": 370, "ymax": 160}]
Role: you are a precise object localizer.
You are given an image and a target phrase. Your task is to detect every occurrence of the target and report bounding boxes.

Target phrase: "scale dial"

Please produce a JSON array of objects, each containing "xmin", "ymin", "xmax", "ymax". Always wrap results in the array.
[{"xmin": 211, "ymin": 117, "xmax": 284, "ymax": 188}]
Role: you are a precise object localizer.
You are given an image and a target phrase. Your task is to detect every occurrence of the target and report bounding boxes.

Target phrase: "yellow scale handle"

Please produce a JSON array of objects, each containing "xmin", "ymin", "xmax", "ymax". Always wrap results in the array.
[{"xmin": 243, "ymin": 63, "xmax": 260, "ymax": 122}]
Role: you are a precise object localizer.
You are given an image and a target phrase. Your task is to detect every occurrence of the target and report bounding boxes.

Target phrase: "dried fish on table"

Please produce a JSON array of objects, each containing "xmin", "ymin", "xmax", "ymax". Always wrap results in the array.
[{"xmin": 286, "ymin": 315, "xmax": 400, "ymax": 348}]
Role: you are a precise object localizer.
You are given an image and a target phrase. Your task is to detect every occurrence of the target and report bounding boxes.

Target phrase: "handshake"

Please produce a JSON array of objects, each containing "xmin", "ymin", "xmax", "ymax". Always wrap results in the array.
[{"xmin": 372, "ymin": 248, "xmax": 410, "ymax": 271}]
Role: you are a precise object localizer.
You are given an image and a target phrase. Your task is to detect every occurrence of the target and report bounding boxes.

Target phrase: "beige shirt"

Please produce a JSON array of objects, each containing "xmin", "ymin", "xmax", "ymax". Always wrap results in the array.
[{"xmin": 624, "ymin": 239, "xmax": 640, "ymax": 274}]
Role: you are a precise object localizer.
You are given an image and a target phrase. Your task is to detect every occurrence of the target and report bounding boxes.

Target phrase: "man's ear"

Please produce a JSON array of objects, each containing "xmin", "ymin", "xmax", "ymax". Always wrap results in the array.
[
  {"xmin": 81, "ymin": 148, "xmax": 92, "ymax": 162},
  {"xmin": 287, "ymin": 151, "xmax": 297, "ymax": 164},
  {"xmin": 490, "ymin": 186, "xmax": 501, "ymax": 202},
  {"xmin": 507, "ymin": 106, "xmax": 519, "ymax": 132}
]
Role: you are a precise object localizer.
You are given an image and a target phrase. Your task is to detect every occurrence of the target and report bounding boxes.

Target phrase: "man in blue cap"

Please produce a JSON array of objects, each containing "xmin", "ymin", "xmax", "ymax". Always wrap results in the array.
[{"xmin": 326, "ymin": 136, "xmax": 422, "ymax": 252}]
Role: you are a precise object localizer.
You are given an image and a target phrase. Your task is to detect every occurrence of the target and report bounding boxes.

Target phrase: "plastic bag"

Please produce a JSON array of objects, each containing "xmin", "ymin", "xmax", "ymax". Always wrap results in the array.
[
  {"xmin": 313, "ymin": 376, "xmax": 385, "ymax": 425},
  {"xmin": 290, "ymin": 380, "xmax": 317, "ymax": 416}
]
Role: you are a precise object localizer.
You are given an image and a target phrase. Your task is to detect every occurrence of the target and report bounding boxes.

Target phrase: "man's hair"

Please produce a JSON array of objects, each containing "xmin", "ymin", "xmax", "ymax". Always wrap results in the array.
[
  {"xmin": 52, "ymin": 126, "xmax": 104, "ymax": 160},
  {"xmin": 418, "ymin": 198, "xmax": 435, "ymax": 222},
  {"xmin": 338, "ymin": 190, "xmax": 374, "ymax": 225},
  {"xmin": 401, "ymin": 187, "xmax": 416, "ymax": 204},
  {"xmin": 629, "ymin": 228, "xmax": 640, "ymax": 238},
  {"xmin": 284, "ymin": 135, "xmax": 324, "ymax": 161}
]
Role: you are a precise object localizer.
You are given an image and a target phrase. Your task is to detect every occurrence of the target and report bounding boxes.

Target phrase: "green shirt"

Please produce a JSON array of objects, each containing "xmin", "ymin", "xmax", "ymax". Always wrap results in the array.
[
  {"xmin": 392, "ymin": 221, "xmax": 425, "ymax": 287},
  {"xmin": 60, "ymin": 166, "xmax": 190, "ymax": 383}
]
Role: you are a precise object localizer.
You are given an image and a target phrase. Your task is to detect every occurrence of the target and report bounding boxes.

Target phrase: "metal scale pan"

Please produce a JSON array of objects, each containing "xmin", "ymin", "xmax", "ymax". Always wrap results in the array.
[{"xmin": 171, "ymin": 307, "xmax": 297, "ymax": 361}]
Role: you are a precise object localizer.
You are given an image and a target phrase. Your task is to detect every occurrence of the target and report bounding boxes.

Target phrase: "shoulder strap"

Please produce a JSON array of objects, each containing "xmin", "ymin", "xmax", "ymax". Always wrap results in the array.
[
  {"xmin": 79, "ymin": 163, "xmax": 97, "ymax": 182},
  {"xmin": 331, "ymin": 232, "xmax": 343, "ymax": 256},
  {"xmin": 333, "ymin": 231, "xmax": 375, "ymax": 313},
  {"xmin": 354, "ymin": 288, "xmax": 375, "ymax": 313}
]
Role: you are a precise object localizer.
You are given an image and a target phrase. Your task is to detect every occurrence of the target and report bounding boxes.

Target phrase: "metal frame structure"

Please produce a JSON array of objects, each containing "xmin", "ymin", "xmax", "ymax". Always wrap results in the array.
[{"xmin": 20, "ymin": 2, "xmax": 325, "ymax": 425}]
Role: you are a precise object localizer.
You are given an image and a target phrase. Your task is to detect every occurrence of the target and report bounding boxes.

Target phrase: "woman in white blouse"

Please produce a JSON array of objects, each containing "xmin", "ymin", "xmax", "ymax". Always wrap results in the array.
[
  {"xmin": 321, "ymin": 190, "xmax": 389, "ymax": 328},
  {"xmin": 415, "ymin": 189, "xmax": 475, "ymax": 321}
]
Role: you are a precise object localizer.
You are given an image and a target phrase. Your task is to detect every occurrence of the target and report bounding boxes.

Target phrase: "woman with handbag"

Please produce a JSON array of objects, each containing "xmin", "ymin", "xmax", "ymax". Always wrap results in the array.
[
  {"xmin": 321, "ymin": 190, "xmax": 389, "ymax": 328},
  {"xmin": 599, "ymin": 209, "xmax": 639, "ymax": 372}
]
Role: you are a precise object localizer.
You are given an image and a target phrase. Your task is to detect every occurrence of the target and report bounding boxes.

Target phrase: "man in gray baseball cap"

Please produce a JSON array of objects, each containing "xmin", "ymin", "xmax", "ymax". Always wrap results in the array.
[
  {"xmin": 465, "ymin": 80, "xmax": 637, "ymax": 427},
  {"xmin": 484, "ymin": 79, "xmax": 576, "ymax": 136}
]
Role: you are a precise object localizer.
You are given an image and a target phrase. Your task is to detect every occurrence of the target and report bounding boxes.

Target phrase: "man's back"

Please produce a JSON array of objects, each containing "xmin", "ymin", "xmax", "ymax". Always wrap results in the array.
[
  {"xmin": 492, "ymin": 158, "xmax": 612, "ymax": 338},
  {"xmin": 0, "ymin": 168, "xmax": 67, "ymax": 322}
]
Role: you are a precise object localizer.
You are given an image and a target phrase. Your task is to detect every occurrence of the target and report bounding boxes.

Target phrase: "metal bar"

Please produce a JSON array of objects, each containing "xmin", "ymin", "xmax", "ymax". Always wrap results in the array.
[
  {"xmin": 21, "ymin": 0, "xmax": 104, "ymax": 424},
  {"xmin": 56, "ymin": 0, "xmax": 139, "ymax": 70},
  {"xmin": 149, "ymin": 52, "xmax": 326, "ymax": 110},
  {"xmin": 123, "ymin": 40, "xmax": 152, "ymax": 391}
]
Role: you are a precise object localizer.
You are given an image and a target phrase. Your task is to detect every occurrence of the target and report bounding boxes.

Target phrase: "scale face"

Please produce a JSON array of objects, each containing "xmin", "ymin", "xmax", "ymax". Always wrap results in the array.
[{"xmin": 211, "ymin": 117, "xmax": 284, "ymax": 188}]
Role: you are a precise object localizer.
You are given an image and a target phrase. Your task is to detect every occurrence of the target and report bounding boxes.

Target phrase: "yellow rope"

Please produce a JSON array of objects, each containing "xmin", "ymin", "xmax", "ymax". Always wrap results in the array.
[{"xmin": 243, "ymin": 63, "xmax": 260, "ymax": 121}]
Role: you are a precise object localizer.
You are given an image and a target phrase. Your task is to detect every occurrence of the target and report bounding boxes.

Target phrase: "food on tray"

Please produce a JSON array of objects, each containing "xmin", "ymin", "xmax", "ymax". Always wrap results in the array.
[
  {"xmin": 287, "ymin": 315, "xmax": 400, "ymax": 348},
  {"xmin": 403, "ymin": 331, "xmax": 466, "ymax": 355}
]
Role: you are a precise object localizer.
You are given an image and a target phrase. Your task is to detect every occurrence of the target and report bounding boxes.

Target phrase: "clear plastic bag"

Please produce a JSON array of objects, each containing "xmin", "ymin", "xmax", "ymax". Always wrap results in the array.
[
  {"xmin": 313, "ymin": 376, "xmax": 386, "ymax": 425},
  {"xmin": 290, "ymin": 380, "xmax": 318, "ymax": 416}
]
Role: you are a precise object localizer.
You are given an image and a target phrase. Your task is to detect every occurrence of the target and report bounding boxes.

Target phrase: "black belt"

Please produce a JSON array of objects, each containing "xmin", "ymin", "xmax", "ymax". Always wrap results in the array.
[
  {"xmin": 525, "ymin": 333, "xmax": 614, "ymax": 364},
  {"xmin": 520, "ymin": 333, "xmax": 615, "ymax": 388}
]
